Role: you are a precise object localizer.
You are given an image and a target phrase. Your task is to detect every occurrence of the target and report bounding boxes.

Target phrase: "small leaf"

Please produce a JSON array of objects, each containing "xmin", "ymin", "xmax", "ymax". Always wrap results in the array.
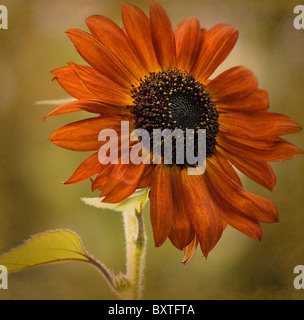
[
  {"xmin": 0, "ymin": 230, "xmax": 91, "ymax": 272},
  {"xmin": 81, "ymin": 188, "xmax": 150, "ymax": 214}
]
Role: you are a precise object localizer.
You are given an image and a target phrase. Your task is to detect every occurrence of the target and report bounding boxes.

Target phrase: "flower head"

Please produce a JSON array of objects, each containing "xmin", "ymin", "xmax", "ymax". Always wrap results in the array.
[{"xmin": 47, "ymin": 1, "xmax": 303, "ymax": 261}]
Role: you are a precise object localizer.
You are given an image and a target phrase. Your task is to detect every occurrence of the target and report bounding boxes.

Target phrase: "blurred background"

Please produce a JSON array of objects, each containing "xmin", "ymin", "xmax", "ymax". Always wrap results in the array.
[{"xmin": 0, "ymin": 0, "xmax": 303, "ymax": 300}]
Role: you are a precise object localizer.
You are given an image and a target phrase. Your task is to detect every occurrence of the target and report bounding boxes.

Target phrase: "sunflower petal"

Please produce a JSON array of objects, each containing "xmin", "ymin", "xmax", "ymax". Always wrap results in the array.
[
  {"xmin": 217, "ymin": 88, "xmax": 269, "ymax": 112},
  {"xmin": 192, "ymin": 24, "xmax": 239, "ymax": 82},
  {"xmin": 122, "ymin": 3, "xmax": 161, "ymax": 72},
  {"xmin": 206, "ymin": 66, "xmax": 258, "ymax": 101},
  {"xmin": 168, "ymin": 166, "xmax": 195, "ymax": 250},
  {"xmin": 86, "ymin": 15, "xmax": 147, "ymax": 80},
  {"xmin": 206, "ymin": 156, "xmax": 279, "ymax": 223},
  {"xmin": 182, "ymin": 236, "xmax": 199, "ymax": 264},
  {"xmin": 150, "ymin": 0, "xmax": 177, "ymax": 70},
  {"xmin": 66, "ymin": 28, "xmax": 137, "ymax": 88},
  {"xmin": 175, "ymin": 17, "xmax": 202, "ymax": 72},
  {"xmin": 51, "ymin": 66, "xmax": 98, "ymax": 100},
  {"xmin": 180, "ymin": 170, "xmax": 223, "ymax": 258},
  {"xmin": 150, "ymin": 165, "xmax": 174, "ymax": 247}
]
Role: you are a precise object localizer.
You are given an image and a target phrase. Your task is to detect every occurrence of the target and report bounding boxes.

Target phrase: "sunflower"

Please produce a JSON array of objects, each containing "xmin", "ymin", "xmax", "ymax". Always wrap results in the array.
[{"xmin": 47, "ymin": 1, "xmax": 303, "ymax": 262}]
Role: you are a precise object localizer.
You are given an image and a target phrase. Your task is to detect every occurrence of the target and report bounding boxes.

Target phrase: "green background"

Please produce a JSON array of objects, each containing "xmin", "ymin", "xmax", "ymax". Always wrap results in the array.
[{"xmin": 0, "ymin": 0, "xmax": 303, "ymax": 300}]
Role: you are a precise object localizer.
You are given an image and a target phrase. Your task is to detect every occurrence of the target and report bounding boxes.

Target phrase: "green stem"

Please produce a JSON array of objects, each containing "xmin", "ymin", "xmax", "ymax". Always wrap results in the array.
[{"xmin": 122, "ymin": 208, "xmax": 146, "ymax": 300}]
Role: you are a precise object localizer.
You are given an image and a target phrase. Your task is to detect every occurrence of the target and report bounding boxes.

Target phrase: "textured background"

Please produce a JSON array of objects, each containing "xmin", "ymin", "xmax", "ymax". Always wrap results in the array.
[{"xmin": 0, "ymin": 0, "xmax": 304, "ymax": 300}]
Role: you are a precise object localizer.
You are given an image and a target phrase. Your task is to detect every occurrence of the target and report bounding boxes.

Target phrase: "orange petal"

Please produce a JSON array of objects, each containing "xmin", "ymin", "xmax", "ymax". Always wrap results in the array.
[
  {"xmin": 51, "ymin": 66, "xmax": 98, "ymax": 100},
  {"xmin": 64, "ymin": 152, "xmax": 101, "ymax": 184},
  {"xmin": 175, "ymin": 17, "xmax": 202, "ymax": 72},
  {"xmin": 219, "ymin": 132, "xmax": 304, "ymax": 162},
  {"xmin": 101, "ymin": 162, "xmax": 146, "ymax": 203},
  {"xmin": 66, "ymin": 28, "xmax": 137, "ymax": 88},
  {"xmin": 180, "ymin": 169, "xmax": 223, "ymax": 258},
  {"xmin": 206, "ymin": 155, "xmax": 279, "ymax": 223},
  {"xmin": 149, "ymin": 165, "xmax": 174, "ymax": 247},
  {"xmin": 182, "ymin": 235, "xmax": 199, "ymax": 264},
  {"xmin": 150, "ymin": 0, "xmax": 177, "ymax": 70},
  {"xmin": 44, "ymin": 99, "xmax": 132, "ymax": 120},
  {"xmin": 218, "ymin": 147, "xmax": 276, "ymax": 191},
  {"xmin": 49, "ymin": 117, "xmax": 123, "ymax": 151},
  {"xmin": 192, "ymin": 24, "xmax": 239, "ymax": 82},
  {"xmin": 206, "ymin": 66, "xmax": 258, "ymax": 101},
  {"xmin": 86, "ymin": 15, "xmax": 147, "ymax": 81},
  {"xmin": 205, "ymin": 174, "xmax": 263, "ymax": 240},
  {"xmin": 122, "ymin": 3, "xmax": 161, "ymax": 73},
  {"xmin": 219, "ymin": 111, "xmax": 302, "ymax": 139},
  {"xmin": 68, "ymin": 63, "xmax": 133, "ymax": 105},
  {"xmin": 168, "ymin": 166, "xmax": 195, "ymax": 250},
  {"xmin": 216, "ymin": 88, "xmax": 269, "ymax": 112}
]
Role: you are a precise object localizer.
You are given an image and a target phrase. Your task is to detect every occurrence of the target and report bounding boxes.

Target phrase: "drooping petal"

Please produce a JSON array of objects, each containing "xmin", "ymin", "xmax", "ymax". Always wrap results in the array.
[
  {"xmin": 66, "ymin": 28, "xmax": 138, "ymax": 88},
  {"xmin": 216, "ymin": 88, "xmax": 269, "ymax": 112},
  {"xmin": 219, "ymin": 147, "xmax": 276, "ymax": 191},
  {"xmin": 168, "ymin": 166, "xmax": 195, "ymax": 250},
  {"xmin": 122, "ymin": 3, "xmax": 161, "ymax": 73},
  {"xmin": 192, "ymin": 24, "xmax": 239, "ymax": 82},
  {"xmin": 150, "ymin": 0, "xmax": 177, "ymax": 70},
  {"xmin": 51, "ymin": 66, "xmax": 98, "ymax": 100},
  {"xmin": 101, "ymin": 162, "xmax": 146, "ymax": 203},
  {"xmin": 206, "ymin": 155, "xmax": 279, "ymax": 223},
  {"xmin": 150, "ymin": 165, "xmax": 174, "ymax": 247},
  {"xmin": 64, "ymin": 152, "xmax": 101, "ymax": 184},
  {"xmin": 182, "ymin": 236, "xmax": 199, "ymax": 264},
  {"xmin": 86, "ymin": 15, "xmax": 148, "ymax": 80},
  {"xmin": 205, "ymin": 174, "xmax": 263, "ymax": 240},
  {"xmin": 180, "ymin": 169, "xmax": 223, "ymax": 258},
  {"xmin": 175, "ymin": 17, "xmax": 202, "ymax": 72},
  {"xmin": 206, "ymin": 66, "xmax": 258, "ymax": 101}
]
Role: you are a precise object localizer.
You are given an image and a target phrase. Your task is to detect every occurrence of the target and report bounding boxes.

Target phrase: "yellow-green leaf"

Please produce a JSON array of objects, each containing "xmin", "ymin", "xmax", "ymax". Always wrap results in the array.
[{"xmin": 0, "ymin": 230, "xmax": 90, "ymax": 272}]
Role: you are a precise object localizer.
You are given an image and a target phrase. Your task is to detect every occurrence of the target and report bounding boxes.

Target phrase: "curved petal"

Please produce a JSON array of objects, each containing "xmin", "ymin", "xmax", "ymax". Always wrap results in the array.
[
  {"xmin": 168, "ymin": 166, "xmax": 195, "ymax": 250},
  {"xmin": 182, "ymin": 236, "xmax": 199, "ymax": 264},
  {"xmin": 218, "ymin": 147, "xmax": 276, "ymax": 191},
  {"xmin": 101, "ymin": 162, "xmax": 146, "ymax": 203},
  {"xmin": 122, "ymin": 3, "xmax": 161, "ymax": 73},
  {"xmin": 175, "ymin": 17, "xmax": 202, "ymax": 72},
  {"xmin": 150, "ymin": 165, "xmax": 174, "ymax": 247},
  {"xmin": 150, "ymin": 0, "xmax": 177, "ymax": 69},
  {"xmin": 192, "ymin": 24, "xmax": 239, "ymax": 82},
  {"xmin": 51, "ymin": 66, "xmax": 98, "ymax": 100},
  {"xmin": 206, "ymin": 155, "xmax": 279, "ymax": 223},
  {"xmin": 66, "ymin": 28, "xmax": 137, "ymax": 88},
  {"xmin": 86, "ymin": 15, "xmax": 148, "ymax": 80},
  {"xmin": 206, "ymin": 66, "xmax": 258, "ymax": 101},
  {"xmin": 180, "ymin": 169, "xmax": 223, "ymax": 258},
  {"xmin": 64, "ymin": 152, "xmax": 101, "ymax": 184}
]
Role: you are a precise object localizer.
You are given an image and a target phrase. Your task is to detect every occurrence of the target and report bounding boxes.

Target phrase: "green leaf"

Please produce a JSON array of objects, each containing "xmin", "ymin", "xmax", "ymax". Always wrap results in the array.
[
  {"xmin": 0, "ymin": 230, "xmax": 91, "ymax": 272},
  {"xmin": 81, "ymin": 188, "xmax": 150, "ymax": 214}
]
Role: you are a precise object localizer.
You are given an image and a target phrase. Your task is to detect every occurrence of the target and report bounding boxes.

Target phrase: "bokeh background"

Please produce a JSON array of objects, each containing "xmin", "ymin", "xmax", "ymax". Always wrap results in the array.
[{"xmin": 0, "ymin": 0, "xmax": 304, "ymax": 300}]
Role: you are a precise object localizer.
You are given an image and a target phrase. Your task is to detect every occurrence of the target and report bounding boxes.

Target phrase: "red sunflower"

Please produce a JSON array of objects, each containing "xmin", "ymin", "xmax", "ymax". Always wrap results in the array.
[{"xmin": 47, "ymin": 1, "xmax": 303, "ymax": 262}]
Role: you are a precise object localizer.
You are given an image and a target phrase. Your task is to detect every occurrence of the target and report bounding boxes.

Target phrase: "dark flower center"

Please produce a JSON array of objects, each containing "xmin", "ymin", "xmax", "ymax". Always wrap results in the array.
[{"xmin": 130, "ymin": 69, "xmax": 219, "ymax": 166}]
